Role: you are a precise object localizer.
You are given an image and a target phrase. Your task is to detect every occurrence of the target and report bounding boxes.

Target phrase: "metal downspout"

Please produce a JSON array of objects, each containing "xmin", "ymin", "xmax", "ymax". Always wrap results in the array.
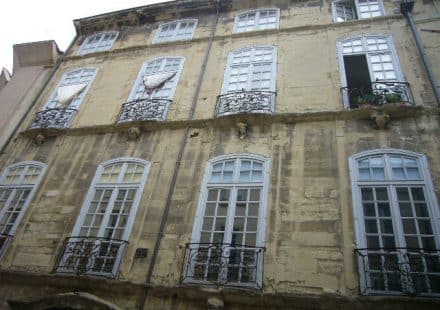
[
  {"xmin": 138, "ymin": 1, "xmax": 221, "ymax": 309},
  {"xmin": 402, "ymin": 9, "xmax": 440, "ymax": 106},
  {"xmin": 0, "ymin": 38, "xmax": 77, "ymax": 155}
]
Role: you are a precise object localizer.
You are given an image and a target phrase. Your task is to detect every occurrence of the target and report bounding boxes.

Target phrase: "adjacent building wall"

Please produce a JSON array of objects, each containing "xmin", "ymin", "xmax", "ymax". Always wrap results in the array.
[{"xmin": 0, "ymin": 40, "xmax": 61, "ymax": 152}]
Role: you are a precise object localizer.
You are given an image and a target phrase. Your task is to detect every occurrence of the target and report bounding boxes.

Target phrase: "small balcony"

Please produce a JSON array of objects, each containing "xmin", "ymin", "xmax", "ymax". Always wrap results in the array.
[
  {"xmin": 29, "ymin": 108, "xmax": 77, "ymax": 129},
  {"xmin": 341, "ymin": 82, "xmax": 414, "ymax": 109},
  {"xmin": 181, "ymin": 243, "xmax": 265, "ymax": 289},
  {"xmin": 117, "ymin": 98, "xmax": 172, "ymax": 123},
  {"xmin": 0, "ymin": 234, "xmax": 12, "ymax": 258},
  {"xmin": 55, "ymin": 236, "xmax": 128, "ymax": 279},
  {"xmin": 355, "ymin": 247, "xmax": 440, "ymax": 296},
  {"xmin": 215, "ymin": 91, "xmax": 276, "ymax": 117}
]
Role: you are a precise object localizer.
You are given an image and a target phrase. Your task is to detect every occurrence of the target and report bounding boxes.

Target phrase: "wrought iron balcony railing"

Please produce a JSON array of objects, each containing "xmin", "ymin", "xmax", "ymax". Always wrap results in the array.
[
  {"xmin": 181, "ymin": 243, "xmax": 265, "ymax": 289},
  {"xmin": 341, "ymin": 81, "xmax": 413, "ymax": 109},
  {"xmin": 29, "ymin": 108, "xmax": 77, "ymax": 129},
  {"xmin": 215, "ymin": 90, "xmax": 276, "ymax": 117},
  {"xmin": 355, "ymin": 247, "xmax": 440, "ymax": 296},
  {"xmin": 117, "ymin": 98, "xmax": 173, "ymax": 123},
  {"xmin": 55, "ymin": 236, "xmax": 128, "ymax": 278},
  {"xmin": 0, "ymin": 234, "xmax": 12, "ymax": 258}
]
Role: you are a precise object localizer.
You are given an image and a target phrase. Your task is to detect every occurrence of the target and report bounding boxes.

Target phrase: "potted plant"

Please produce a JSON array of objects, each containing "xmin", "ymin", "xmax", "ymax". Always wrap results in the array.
[{"xmin": 385, "ymin": 93, "xmax": 405, "ymax": 106}]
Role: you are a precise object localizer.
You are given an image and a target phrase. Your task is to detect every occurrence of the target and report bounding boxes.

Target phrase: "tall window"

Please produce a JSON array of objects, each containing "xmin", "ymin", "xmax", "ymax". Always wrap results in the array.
[
  {"xmin": 129, "ymin": 57, "xmax": 185, "ymax": 101},
  {"xmin": 56, "ymin": 158, "xmax": 150, "ymax": 277},
  {"xmin": 222, "ymin": 46, "xmax": 277, "ymax": 94},
  {"xmin": 0, "ymin": 162, "xmax": 46, "ymax": 257},
  {"xmin": 153, "ymin": 19, "xmax": 197, "ymax": 44},
  {"xmin": 233, "ymin": 9, "xmax": 280, "ymax": 33},
  {"xmin": 349, "ymin": 149, "xmax": 440, "ymax": 296},
  {"xmin": 337, "ymin": 35, "xmax": 409, "ymax": 109},
  {"xmin": 332, "ymin": 0, "xmax": 384, "ymax": 22},
  {"xmin": 45, "ymin": 68, "xmax": 98, "ymax": 110},
  {"xmin": 184, "ymin": 154, "xmax": 269, "ymax": 288},
  {"xmin": 216, "ymin": 46, "xmax": 277, "ymax": 116},
  {"xmin": 78, "ymin": 32, "xmax": 118, "ymax": 55}
]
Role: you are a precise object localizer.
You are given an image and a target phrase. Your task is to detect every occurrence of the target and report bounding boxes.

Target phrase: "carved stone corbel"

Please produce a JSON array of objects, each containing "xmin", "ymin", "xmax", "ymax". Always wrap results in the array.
[
  {"xmin": 207, "ymin": 296, "xmax": 224, "ymax": 310},
  {"xmin": 236, "ymin": 122, "xmax": 248, "ymax": 139},
  {"xmin": 34, "ymin": 134, "xmax": 46, "ymax": 145},
  {"xmin": 370, "ymin": 110, "xmax": 390, "ymax": 129},
  {"xmin": 127, "ymin": 126, "xmax": 141, "ymax": 141}
]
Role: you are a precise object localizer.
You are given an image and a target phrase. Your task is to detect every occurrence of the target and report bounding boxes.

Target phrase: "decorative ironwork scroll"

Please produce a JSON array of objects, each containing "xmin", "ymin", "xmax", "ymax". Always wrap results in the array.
[
  {"xmin": 215, "ymin": 91, "xmax": 276, "ymax": 116},
  {"xmin": 355, "ymin": 247, "xmax": 440, "ymax": 295},
  {"xmin": 181, "ymin": 243, "xmax": 265, "ymax": 289},
  {"xmin": 117, "ymin": 98, "xmax": 172, "ymax": 123},
  {"xmin": 30, "ymin": 108, "xmax": 77, "ymax": 129},
  {"xmin": 341, "ymin": 81, "xmax": 413, "ymax": 109},
  {"xmin": 56, "ymin": 236, "xmax": 128, "ymax": 278}
]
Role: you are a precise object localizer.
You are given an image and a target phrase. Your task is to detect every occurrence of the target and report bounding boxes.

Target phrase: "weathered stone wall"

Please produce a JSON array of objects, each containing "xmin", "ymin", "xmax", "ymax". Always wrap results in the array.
[{"xmin": 1, "ymin": 0, "xmax": 439, "ymax": 309}]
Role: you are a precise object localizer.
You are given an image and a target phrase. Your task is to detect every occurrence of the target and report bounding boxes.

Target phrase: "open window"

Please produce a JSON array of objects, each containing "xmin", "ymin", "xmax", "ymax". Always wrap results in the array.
[
  {"xmin": 118, "ymin": 57, "xmax": 185, "ymax": 122},
  {"xmin": 332, "ymin": 0, "xmax": 385, "ymax": 22},
  {"xmin": 56, "ymin": 158, "xmax": 150, "ymax": 278},
  {"xmin": 349, "ymin": 149, "xmax": 440, "ymax": 296},
  {"xmin": 182, "ymin": 154, "xmax": 269, "ymax": 289},
  {"xmin": 0, "ymin": 162, "xmax": 46, "ymax": 258},
  {"xmin": 30, "ymin": 68, "xmax": 98, "ymax": 129},
  {"xmin": 337, "ymin": 35, "xmax": 412, "ymax": 109}
]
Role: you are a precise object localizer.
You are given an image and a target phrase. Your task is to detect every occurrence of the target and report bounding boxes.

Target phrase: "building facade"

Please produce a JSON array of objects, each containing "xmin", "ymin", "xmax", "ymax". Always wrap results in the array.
[{"xmin": 0, "ymin": 0, "xmax": 439, "ymax": 309}]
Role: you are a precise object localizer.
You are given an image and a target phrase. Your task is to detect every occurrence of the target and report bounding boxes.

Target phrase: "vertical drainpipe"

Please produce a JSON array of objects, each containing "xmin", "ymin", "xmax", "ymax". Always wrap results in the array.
[
  {"xmin": 138, "ymin": 1, "xmax": 221, "ymax": 309},
  {"xmin": 400, "ymin": 0, "xmax": 440, "ymax": 106}
]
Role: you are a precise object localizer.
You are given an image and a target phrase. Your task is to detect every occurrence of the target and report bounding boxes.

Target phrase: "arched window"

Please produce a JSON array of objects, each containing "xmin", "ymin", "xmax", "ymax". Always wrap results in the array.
[
  {"xmin": 56, "ymin": 158, "xmax": 150, "ymax": 278},
  {"xmin": 120, "ymin": 57, "xmax": 185, "ymax": 122},
  {"xmin": 349, "ymin": 149, "xmax": 440, "ymax": 295},
  {"xmin": 78, "ymin": 31, "xmax": 118, "ymax": 55},
  {"xmin": 233, "ymin": 9, "xmax": 280, "ymax": 33},
  {"xmin": 183, "ymin": 154, "xmax": 270, "ymax": 288},
  {"xmin": 337, "ymin": 34, "xmax": 411, "ymax": 109},
  {"xmin": 217, "ymin": 46, "xmax": 277, "ymax": 116},
  {"xmin": 31, "ymin": 67, "xmax": 98, "ymax": 129},
  {"xmin": 128, "ymin": 57, "xmax": 185, "ymax": 101},
  {"xmin": 332, "ymin": 0, "xmax": 385, "ymax": 22},
  {"xmin": 44, "ymin": 68, "xmax": 98, "ymax": 110},
  {"xmin": 0, "ymin": 162, "xmax": 46, "ymax": 257},
  {"xmin": 153, "ymin": 19, "xmax": 197, "ymax": 43}
]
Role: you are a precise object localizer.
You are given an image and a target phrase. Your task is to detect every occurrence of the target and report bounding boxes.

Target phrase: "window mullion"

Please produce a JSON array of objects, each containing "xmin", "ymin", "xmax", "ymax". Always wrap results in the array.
[
  {"xmin": 389, "ymin": 185, "xmax": 405, "ymax": 248},
  {"xmin": 0, "ymin": 188, "xmax": 17, "ymax": 233},
  {"xmin": 97, "ymin": 186, "xmax": 118, "ymax": 238}
]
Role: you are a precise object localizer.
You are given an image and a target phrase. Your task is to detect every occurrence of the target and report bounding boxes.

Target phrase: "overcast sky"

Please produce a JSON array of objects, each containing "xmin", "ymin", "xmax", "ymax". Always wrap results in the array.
[{"xmin": 1, "ymin": 0, "xmax": 167, "ymax": 73}]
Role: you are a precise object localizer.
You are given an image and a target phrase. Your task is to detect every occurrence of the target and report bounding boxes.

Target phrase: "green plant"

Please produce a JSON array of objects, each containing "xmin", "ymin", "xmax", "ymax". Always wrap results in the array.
[{"xmin": 384, "ymin": 93, "xmax": 402, "ymax": 103}]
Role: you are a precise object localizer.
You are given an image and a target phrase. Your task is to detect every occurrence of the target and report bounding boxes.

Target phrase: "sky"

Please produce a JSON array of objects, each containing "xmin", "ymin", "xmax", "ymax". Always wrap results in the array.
[{"xmin": 0, "ymin": 0, "xmax": 167, "ymax": 73}]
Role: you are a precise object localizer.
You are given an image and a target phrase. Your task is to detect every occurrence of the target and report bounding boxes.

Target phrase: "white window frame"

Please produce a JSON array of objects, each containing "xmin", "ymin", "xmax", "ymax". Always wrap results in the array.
[
  {"xmin": 77, "ymin": 31, "xmax": 118, "ymax": 55},
  {"xmin": 188, "ymin": 153, "xmax": 270, "ymax": 288},
  {"xmin": 127, "ymin": 57, "xmax": 185, "ymax": 120},
  {"xmin": 61, "ymin": 157, "xmax": 151, "ymax": 276},
  {"xmin": 349, "ymin": 149, "xmax": 440, "ymax": 296},
  {"xmin": 332, "ymin": 0, "xmax": 385, "ymax": 22},
  {"xmin": 44, "ymin": 67, "xmax": 98, "ymax": 110},
  {"xmin": 337, "ymin": 34, "xmax": 405, "ymax": 109},
  {"xmin": 233, "ymin": 8, "xmax": 280, "ymax": 33},
  {"xmin": 221, "ymin": 45, "xmax": 277, "ymax": 94},
  {"xmin": 0, "ymin": 161, "xmax": 47, "ymax": 258},
  {"xmin": 152, "ymin": 19, "xmax": 198, "ymax": 44}
]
